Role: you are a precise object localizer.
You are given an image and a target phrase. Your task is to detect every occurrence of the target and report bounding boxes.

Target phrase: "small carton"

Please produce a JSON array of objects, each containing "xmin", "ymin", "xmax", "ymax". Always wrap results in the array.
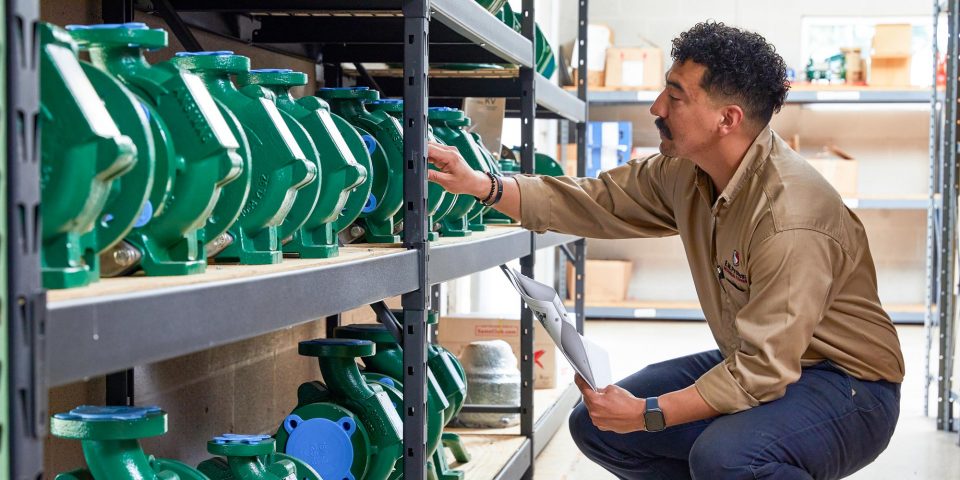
[
  {"xmin": 568, "ymin": 259, "xmax": 633, "ymax": 303},
  {"xmin": 604, "ymin": 47, "xmax": 664, "ymax": 89}
]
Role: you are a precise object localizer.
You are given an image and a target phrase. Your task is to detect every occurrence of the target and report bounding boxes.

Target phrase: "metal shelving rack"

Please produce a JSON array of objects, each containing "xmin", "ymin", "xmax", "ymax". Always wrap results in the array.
[
  {"xmin": 925, "ymin": 0, "xmax": 960, "ymax": 439},
  {"xmin": 10, "ymin": 0, "xmax": 590, "ymax": 478}
]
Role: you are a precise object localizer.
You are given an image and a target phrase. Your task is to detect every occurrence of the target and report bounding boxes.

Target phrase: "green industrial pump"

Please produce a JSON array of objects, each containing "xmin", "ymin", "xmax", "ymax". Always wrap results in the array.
[
  {"xmin": 197, "ymin": 434, "xmax": 322, "ymax": 480},
  {"xmin": 170, "ymin": 51, "xmax": 317, "ymax": 265},
  {"xmin": 39, "ymin": 22, "xmax": 137, "ymax": 289},
  {"xmin": 318, "ymin": 87, "xmax": 405, "ymax": 243},
  {"xmin": 241, "ymin": 68, "xmax": 368, "ymax": 258},
  {"xmin": 69, "ymin": 23, "xmax": 244, "ymax": 277},
  {"xmin": 51, "ymin": 405, "xmax": 207, "ymax": 479},
  {"xmin": 366, "ymin": 99, "xmax": 460, "ymax": 240},
  {"xmin": 276, "ymin": 338, "xmax": 403, "ymax": 480},
  {"xmin": 335, "ymin": 309, "xmax": 472, "ymax": 480},
  {"xmin": 428, "ymin": 107, "xmax": 492, "ymax": 235}
]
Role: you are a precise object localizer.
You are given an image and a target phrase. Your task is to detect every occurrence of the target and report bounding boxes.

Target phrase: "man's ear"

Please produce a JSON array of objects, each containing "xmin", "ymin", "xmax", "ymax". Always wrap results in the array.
[{"xmin": 718, "ymin": 104, "xmax": 745, "ymax": 136}]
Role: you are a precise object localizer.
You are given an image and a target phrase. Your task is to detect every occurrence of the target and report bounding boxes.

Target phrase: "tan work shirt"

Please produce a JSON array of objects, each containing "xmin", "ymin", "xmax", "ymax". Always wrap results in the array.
[{"xmin": 515, "ymin": 127, "xmax": 905, "ymax": 414}]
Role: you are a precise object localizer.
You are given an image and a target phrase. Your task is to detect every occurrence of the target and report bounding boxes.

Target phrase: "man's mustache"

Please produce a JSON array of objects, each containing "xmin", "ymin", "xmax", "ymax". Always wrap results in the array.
[{"xmin": 655, "ymin": 117, "xmax": 673, "ymax": 140}]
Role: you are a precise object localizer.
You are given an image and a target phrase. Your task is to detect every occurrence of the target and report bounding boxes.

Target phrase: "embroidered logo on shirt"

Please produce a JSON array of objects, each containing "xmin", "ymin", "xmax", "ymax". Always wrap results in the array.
[
  {"xmin": 723, "ymin": 260, "xmax": 749, "ymax": 286},
  {"xmin": 732, "ymin": 250, "xmax": 741, "ymax": 266}
]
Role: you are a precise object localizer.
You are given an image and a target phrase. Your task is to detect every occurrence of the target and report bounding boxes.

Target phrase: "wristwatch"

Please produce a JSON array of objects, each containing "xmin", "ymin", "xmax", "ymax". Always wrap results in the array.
[{"xmin": 643, "ymin": 397, "xmax": 666, "ymax": 432}]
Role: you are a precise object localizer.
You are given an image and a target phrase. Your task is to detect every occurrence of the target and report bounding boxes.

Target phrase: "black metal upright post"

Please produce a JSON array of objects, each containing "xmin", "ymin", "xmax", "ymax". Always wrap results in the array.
[
  {"xmin": 401, "ymin": 1, "xmax": 430, "ymax": 478},
  {"xmin": 938, "ymin": 0, "xmax": 960, "ymax": 433},
  {"xmin": 573, "ymin": 0, "xmax": 589, "ymax": 334},
  {"xmin": 519, "ymin": 1, "xmax": 537, "ymax": 477},
  {"xmin": 7, "ymin": 0, "xmax": 45, "ymax": 477}
]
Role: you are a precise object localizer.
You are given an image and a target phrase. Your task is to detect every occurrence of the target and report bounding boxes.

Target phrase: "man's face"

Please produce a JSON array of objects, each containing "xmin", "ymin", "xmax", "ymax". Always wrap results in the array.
[{"xmin": 649, "ymin": 61, "xmax": 724, "ymax": 159}]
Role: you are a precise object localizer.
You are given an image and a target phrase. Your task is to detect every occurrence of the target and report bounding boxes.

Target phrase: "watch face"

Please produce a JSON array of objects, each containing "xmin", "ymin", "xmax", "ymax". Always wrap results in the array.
[{"xmin": 644, "ymin": 410, "xmax": 666, "ymax": 432}]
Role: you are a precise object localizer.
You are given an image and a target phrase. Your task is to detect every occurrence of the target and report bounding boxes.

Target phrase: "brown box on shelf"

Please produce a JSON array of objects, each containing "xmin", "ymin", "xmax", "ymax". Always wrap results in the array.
[
  {"xmin": 604, "ymin": 47, "xmax": 663, "ymax": 89},
  {"xmin": 873, "ymin": 24, "xmax": 913, "ymax": 57},
  {"xmin": 567, "ymin": 259, "xmax": 634, "ymax": 303},
  {"xmin": 558, "ymin": 143, "xmax": 578, "ymax": 176},
  {"xmin": 438, "ymin": 314, "xmax": 558, "ymax": 389},
  {"xmin": 805, "ymin": 145, "xmax": 858, "ymax": 197},
  {"xmin": 573, "ymin": 68, "xmax": 605, "ymax": 87},
  {"xmin": 870, "ymin": 56, "xmax": 911, "ymax": 87}
]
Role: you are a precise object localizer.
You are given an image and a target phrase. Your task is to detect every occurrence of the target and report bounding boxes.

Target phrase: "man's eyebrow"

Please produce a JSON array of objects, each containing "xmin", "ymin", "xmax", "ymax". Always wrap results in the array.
[{"xmin": 666, "ymin": 79, "xmax": 685, "ymax": 93}]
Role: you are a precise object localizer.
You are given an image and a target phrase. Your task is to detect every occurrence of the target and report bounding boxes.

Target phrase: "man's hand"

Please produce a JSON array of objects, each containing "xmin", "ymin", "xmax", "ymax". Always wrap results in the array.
[
  {"xmin": 574, "ymin": 374, "xmax": 647, "ymax": 434},
  {"xmin": 427, "ymin": 142, "xmax": 489, "ymax": 196}
]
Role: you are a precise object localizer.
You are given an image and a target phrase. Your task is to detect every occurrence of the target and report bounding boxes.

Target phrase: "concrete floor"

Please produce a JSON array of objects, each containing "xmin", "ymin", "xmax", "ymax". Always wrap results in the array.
[{"xmin": 535, "ymin": 321, "xmax": 960, "ymax": 479}]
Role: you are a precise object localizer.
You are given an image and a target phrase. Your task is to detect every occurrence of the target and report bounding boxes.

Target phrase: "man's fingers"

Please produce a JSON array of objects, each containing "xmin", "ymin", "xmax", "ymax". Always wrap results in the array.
[{"xmin": 427, "ymin": 169, "xmax": 454, "ymax": 185}]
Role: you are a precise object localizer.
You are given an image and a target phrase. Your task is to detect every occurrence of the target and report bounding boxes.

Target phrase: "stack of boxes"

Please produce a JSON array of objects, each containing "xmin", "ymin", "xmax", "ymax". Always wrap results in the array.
[{"xmin": 870, "ymin": 24, "xmax": 912, "ymax": 87}]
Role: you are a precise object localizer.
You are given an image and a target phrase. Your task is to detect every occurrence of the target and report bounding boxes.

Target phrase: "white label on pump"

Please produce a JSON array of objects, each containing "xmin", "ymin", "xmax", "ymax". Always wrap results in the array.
[
  {"xmin": 260, "ymin": 98, "xmax": 306, "ymax": 159},
  {"xmin": 182, "ymin": 72, "xmax": 239, "ymax": 148},
  {"xmin": 49, "ymin": 44, "xmax": 121, "ymax": 138}
]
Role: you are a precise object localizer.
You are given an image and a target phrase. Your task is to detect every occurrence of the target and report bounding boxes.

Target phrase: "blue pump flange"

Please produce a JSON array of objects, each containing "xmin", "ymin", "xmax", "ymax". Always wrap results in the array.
[
  {"xmin": 65, "ymin": 22, "xmax": 149, "ymax": 31},
  {"xmin": 54, "ymin": 405, "xmax": 162, "ymax": 421},
  {"xmin": 317, "ymin": 86, "xmax": 370, "ymax": 91},
  {"xmin": 369, "ymin": 99, "xmax": 403, "ymax": 105},
  {"xmin": 133, "ymin": 201, "xmax": 153, "ymax": 228},
  {"xmin": 284, "ymin": 414, "xmax": 356, "ymax": 480},
  {"xmin": 428, "ymin": 106, "xmax": 458, "ymax": 112},
  {"xmin": 213, "ymin": 433, "xmax": 272, "ymax": 445},
  {"xmin": 174, "ymin": 50, "xmax": 234, "ymax": 57}
]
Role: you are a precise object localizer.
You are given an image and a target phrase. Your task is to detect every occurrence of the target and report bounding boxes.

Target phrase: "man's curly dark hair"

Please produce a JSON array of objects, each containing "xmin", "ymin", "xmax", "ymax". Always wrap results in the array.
[{"xmin": 671, "ymin": 21, "xmax": 789, "ymax": 125}]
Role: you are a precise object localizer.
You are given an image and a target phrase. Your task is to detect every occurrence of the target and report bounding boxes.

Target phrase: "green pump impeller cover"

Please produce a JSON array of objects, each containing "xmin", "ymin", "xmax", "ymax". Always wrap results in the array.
[
  {"xmin": 69, "ymin": 23, "xmax": 244, "ymax": 277},
  {"xmin": 240, "ymin": 68, "xmax": 368, "ymax": 258},
  {"xmin": 429, "ymin": 107, "xmax": 494, "ymax": 234},
  {"xmin": 39, "ymin": 22, "xmax": 137, "ymax": 289},
  {"xmin": 170, "ymin": 51, "xmax": 318, "ymax": 265}
]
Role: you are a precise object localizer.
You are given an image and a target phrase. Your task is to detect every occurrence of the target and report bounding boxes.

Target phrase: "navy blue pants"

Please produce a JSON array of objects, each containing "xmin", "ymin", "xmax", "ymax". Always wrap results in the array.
[{"xmin": 569, "ymin": 350, "xmax": 900, "ymax": 479}]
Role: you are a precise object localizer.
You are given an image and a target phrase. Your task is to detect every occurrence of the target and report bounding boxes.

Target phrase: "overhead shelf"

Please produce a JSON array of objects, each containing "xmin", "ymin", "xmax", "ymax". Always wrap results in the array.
[
  {"xmin": 167, "ymin": 0, "xmax": 534, "ymax": 66},
  {"xmin": 572, "ymin": 300, "xmax": 926, "ymax": 325},
  {"xmin": 588, "ymin": 87, "xmax": 932, "ymax": 105}
]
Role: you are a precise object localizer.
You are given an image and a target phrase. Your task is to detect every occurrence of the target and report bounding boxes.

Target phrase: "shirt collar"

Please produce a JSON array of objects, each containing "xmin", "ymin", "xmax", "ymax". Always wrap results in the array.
[{"xmin": 693, "ymin": 127, "xmax": 774, "ymax": 211}]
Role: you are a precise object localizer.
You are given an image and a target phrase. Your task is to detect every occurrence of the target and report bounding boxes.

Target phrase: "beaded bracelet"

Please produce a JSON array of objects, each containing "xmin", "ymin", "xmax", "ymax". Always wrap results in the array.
[
  {"xmin": 480, "ymin": 174, "xmax": 505, "ymax": 207},
  {"xmin": 478, "ymin": 171, "xmax": 497, "ymax": 204}
]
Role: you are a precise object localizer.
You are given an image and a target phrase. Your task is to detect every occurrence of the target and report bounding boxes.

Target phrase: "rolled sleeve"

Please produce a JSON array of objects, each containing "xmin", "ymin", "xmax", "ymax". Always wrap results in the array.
[
  {"xmin": 514, "ymin": 155, "xmax": 683, "ymax": 239},
  {"xmin": 695, "ymin": 229, "xmax": 847, "ymax": 414}
]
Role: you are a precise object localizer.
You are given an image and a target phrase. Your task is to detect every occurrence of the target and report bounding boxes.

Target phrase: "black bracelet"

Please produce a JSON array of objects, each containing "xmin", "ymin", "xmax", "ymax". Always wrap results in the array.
[
  {"xmin": 480, "ymin": 174, "xmax": 504, "ymax": 207},
  {"xmin": 478, "ymin": 171, "xmax": 496, "ymax": 204}
]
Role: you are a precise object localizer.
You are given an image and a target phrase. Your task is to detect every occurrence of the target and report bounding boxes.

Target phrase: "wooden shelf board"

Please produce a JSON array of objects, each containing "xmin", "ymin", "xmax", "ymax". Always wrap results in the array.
[{"xmin": 446, "ymin": 435, "xmax": 528, "ymax": 480}]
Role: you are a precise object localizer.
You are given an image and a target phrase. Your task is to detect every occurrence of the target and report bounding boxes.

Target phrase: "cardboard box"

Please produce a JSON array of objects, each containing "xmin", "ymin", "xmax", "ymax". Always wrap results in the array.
[
  {"xmin": 604, "ymin": 47, "xmax": 664, "ymax": 89},
  {"xmin": 573, "ymin": 68, "xmax": 605, "ymax": 87},
  {"xmin": 870, "ymin": 56, "xmax": 911, "ymax": 87},
  {"xmin": 438, "ymin": 314, "xmax": 559, "ymax": 389},
  {"xmin": 567, "ymin": 259, "xmax": 633, "ymax": 303},
  {"xmin": 873, "ymin": 24, "xmax": 912, "ymax": 57}
]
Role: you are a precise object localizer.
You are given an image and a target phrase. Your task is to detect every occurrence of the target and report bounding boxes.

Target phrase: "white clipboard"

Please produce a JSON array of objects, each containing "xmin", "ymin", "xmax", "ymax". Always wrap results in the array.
[{"xmin": 500, "ymin": 265, "xmax": 612, "ymax": 391}]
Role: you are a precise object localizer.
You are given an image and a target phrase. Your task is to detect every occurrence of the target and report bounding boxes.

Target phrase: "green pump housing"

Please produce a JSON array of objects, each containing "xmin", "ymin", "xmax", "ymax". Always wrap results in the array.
[
  {"xmin": 429, "ymin": 107, "xmax": 492, "ymax": 234},
  {"xmin": 69, "ymin": 23, "xmax": 244, "ymax": 276},
  {"xmin": 276, "ymin": 338, "xmax": 403, "ymax": 480},
  {"xmin": 318, "ymin": 87, "xmax": 405, "ymax": 243},
  {"xmin": 334, "ymin": 324, "xmax": 454, "ymax": 480},
  {"xmin": 197, "ymin": 434, "xmax": 322, "ymax": 480},
  {"xmin": 240, "ymin": 68, "xmax": 368, "ymax": 258},
  {"xmin": 51, "ymin": 405, "xmax": 207, "ymax": 480},
  {"xmin": 170, "ymin": 51, "xmax": 317, "ymax": 265},
  {"xmin": 69, "ymin": 32, "xmax": 157, "ymax": 284},
  {"xmin": 39, "ymin": 22, "xmax": 137, "ymax": 289},
  {"xmin": 367, "ymin": 99, "xmax": 458, "ymax": 240}
]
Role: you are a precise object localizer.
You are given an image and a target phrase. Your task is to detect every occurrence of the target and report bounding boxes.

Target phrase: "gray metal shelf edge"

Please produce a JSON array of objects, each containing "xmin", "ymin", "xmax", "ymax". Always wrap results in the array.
[
  {"xmin": 589, "ymin": 88, "xmax": 933, "ymax": 105},
  {"xmin": 47, "ymin": 230, "xmax": 581, "ymax": 387},
  {"xmin": 428, "ymin": 230, "xmax": 582, "ymax": 284},
  {"xmin": 47, "ymin": 250, "xmax": 418, "ymax": 387},
  {"xmin": 536, "ymin": 75, "xmax": 586, "ymax": 122},
  {"xmin": 431, "ymin": 0, "xmax": 532, "ymax": 68}
]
